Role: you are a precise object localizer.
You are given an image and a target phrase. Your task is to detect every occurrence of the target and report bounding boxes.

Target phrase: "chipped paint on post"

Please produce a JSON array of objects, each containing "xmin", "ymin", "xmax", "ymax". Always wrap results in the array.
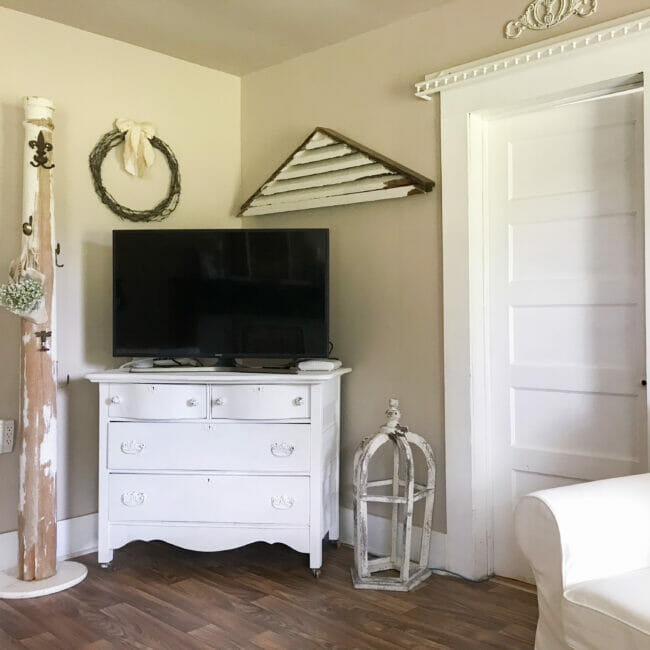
[{"xmin": 17, "ymin": 97, "xmax": 58, "ymax": 582}]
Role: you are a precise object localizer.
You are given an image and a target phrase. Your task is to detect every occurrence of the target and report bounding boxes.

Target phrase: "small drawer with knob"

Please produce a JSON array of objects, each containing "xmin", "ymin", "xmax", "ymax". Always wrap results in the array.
[
  {"xmin": 107, "ymin": 384, "xmax": 207, "ymax": 420},
  {"xmin": 210, "ymin": 385, "xmax": 310, "ymax": 420}
]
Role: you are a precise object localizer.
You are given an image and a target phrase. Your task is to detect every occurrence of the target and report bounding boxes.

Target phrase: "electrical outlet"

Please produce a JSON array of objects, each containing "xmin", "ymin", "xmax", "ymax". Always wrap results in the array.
[{"xmin": 0, "ymin": 420, "xmax": 15, "ymax": 453}]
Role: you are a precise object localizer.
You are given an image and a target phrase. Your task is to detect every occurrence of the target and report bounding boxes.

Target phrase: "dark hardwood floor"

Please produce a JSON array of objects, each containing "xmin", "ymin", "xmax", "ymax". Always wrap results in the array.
[{"xmin": 0, "ymin": 542, "xmax": 538, "ymax": 649}]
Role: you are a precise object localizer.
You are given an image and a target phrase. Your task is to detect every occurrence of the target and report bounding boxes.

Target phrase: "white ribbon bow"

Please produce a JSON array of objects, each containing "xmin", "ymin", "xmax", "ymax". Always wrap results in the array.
[{"xmin": 115, "ymin": 118, "xmax": 156, "ymax": 177}]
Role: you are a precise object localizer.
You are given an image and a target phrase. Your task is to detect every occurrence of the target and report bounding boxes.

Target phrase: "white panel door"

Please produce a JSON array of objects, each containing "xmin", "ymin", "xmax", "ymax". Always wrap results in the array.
[{"xmin": 488, "ymin": 91, "xmax": 647, "ymax": 582}]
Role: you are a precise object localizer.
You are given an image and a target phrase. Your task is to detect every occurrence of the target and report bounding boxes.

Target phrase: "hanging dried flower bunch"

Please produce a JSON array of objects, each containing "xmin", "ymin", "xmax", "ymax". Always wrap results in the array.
[
  {"xmin": 0, "ymin": 256, "xmax": 47, "ymax": 323},
  {"xmin": 0, "ymin": 275, "xmax": 43, "ymax": 314}
]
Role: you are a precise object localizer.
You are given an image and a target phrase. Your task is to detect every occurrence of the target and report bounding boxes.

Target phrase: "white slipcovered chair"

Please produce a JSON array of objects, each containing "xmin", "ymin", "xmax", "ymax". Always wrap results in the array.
[{"xmin": 515, "ymin": 473, "xmax": 650, "ymax": 649}]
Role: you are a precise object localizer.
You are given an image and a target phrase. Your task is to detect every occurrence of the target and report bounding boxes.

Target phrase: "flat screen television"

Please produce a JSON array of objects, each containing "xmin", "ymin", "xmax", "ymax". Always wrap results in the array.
[{"xmin": 113, "ymin": 228, "xmax": 329, "ymax": 360}]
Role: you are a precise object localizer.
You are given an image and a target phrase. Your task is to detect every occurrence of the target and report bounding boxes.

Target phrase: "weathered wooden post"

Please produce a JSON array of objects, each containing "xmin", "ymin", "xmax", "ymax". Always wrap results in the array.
[
  {"xmin": 18, "ymin": 96, "xmax": 59, "ymax": 582},
  {"xmin": 0, "ymin": 97, "xmax": 86, "ymax": 598}
]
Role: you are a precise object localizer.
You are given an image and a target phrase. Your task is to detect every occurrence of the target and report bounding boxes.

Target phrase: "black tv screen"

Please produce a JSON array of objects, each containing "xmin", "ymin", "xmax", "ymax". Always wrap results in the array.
[{"xmin": 113, "ymin": 229, "xmax": 329, "ymax": 359}]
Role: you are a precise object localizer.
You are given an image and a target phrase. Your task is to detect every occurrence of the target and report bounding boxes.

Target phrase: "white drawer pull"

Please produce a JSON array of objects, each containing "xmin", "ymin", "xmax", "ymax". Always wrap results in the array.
[
  {"xmin": 213, "ymin": 397, "xmax": 225, "ymax": 406},
  {"xmin": 187, "ymin": 398, "xmax": 199, "ymax": 407},
  {"xmin": 271, "ymin": 495, "xmax": 295, "ymax": 510},
  {"xmin": 111, "ymin": 395, "xmax": 122, "ymax": 405},
  {"xmin": 293, "ymin": 396, "xmax": 304, "ymax": 406},
  {"xmin": 120, "ymin": 440, "xmax": 145, "ymax": 454},
  {"xmin": 270, "ymin": 442, "xmax": 295, "ymax": 457},
  {"xmin": 121, "ymin": 491, "xmax": 146, "ymax": 507}
]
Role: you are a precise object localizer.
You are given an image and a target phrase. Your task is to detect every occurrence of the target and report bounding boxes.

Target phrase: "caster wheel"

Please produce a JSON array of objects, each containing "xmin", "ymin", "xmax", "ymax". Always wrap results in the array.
[
  {"xmin": 312, "ymin": 568, "xmax": 322, "ymax": 578},
  {"xmin": 100, "ymin": 563, "xmax": 112, "ymax": 569}
]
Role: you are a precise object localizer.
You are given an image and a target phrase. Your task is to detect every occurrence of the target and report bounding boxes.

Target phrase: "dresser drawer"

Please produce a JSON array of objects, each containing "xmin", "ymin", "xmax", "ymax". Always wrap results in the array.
[
  {"xmin": 109, "ymin": 474, "xmax": 309, "ymax": 525},
  {"xmin": 108, "ymin": 384, "xmax": 207, "ymax": 420},
  {"xmin": 107, "ymin": 422, "xmax": 310, "ymax": 472},
  {"xmin": 210, "ymin": 385, "xmax": 309, "ymax": 419}
]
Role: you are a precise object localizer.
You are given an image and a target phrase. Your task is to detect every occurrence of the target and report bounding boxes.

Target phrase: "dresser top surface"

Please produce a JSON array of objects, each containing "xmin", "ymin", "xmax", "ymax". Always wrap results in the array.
[{"xmin": 86, "ymin": 368, "xmax": 351, "ymax": 385}]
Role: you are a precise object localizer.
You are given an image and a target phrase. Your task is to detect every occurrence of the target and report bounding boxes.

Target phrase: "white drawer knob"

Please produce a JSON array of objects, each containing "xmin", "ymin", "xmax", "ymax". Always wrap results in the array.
[
  {"xmin": 270, "ymin": 442, "xmax": 295, "ymax": 457},
  {"xmin": 121, "ymin": 491, "xmax": 146, "ymax": 507},
  {"xmin": 110, "ymin": 395, "xmax": 122, "ymax": 405},
  {"xmin": 214, "ymin": 397, "xmax": 225, "ymax": 406},
  {"xmin": 293, "ymin": 396, "xmax": 304, "ymax": 406},
  {"xmin": 187, "ymin": 398, "xmax": 199, "ymax": 407},
  {"xmin": 121, "ymin": 440, "xmax": 145, "ymax": 454},
  {"xmin": 271, "ymin": 495, "xmax": 295, "ymax": 510}
]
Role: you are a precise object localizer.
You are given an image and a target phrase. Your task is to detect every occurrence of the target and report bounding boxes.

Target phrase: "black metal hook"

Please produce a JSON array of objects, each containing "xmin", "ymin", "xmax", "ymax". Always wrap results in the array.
[
  {"xmin": 55, "ymin": 243, "xmax": 64, "ymax": 268},
  {"xmin": 35, "ymin": 330, "xmax": 52, "ymax": 352}
]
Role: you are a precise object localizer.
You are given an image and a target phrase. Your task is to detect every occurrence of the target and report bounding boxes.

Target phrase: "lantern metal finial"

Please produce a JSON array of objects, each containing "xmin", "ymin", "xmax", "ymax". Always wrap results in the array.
[
  {"xmin": 352, "ymin": 398, "xmax": 436, "ymax": 591},
  {"xmin": 381, "ymin": 398, "xmax": 402, "ymax": 433}
]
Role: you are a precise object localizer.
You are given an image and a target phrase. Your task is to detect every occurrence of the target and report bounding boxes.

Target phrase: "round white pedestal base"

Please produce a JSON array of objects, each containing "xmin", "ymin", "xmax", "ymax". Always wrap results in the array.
[{"xmin": 0, "ymin": 561, "xmax": 87, "ymax": 599}]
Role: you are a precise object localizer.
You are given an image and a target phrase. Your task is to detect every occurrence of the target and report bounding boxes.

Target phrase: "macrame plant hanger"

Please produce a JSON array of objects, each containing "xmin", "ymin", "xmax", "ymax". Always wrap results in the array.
[{"xmin": 0, "ymin": 97, "xmax": 87, "ymax": 598}]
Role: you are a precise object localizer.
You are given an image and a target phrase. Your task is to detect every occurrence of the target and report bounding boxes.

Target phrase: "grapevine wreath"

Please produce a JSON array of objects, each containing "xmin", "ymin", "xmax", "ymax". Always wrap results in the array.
[{"xmin": 89, "ymin": 126, "xmax": 181, "ymax": 222}]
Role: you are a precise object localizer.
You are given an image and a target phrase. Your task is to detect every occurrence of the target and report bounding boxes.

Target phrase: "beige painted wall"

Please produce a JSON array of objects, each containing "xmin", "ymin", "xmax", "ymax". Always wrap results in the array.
[
  {"xmin": 241, "ymin": 0, "xmax": 650, "ymax": 532},
  {"xmin": 0, "ymin": 8, "xmax": 241, "ymax": 533}
]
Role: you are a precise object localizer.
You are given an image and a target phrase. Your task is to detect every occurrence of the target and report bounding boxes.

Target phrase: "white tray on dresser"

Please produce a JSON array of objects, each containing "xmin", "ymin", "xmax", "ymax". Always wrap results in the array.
[{"xmin": 86, "ymin": 368, "xmax": 351, "ymax": 576}]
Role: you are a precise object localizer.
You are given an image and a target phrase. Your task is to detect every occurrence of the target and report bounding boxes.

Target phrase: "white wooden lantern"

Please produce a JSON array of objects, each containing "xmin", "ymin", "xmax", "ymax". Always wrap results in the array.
[{"xmin": 352, "ymin": 398, "xmax": 435, "ymax": 591}]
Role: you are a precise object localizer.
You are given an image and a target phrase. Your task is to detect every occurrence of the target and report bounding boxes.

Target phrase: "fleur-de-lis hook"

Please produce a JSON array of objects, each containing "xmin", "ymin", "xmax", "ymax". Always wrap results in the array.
[{"xmin": 29, "ymin": 131, "xmax": 55, "ymax": 169}]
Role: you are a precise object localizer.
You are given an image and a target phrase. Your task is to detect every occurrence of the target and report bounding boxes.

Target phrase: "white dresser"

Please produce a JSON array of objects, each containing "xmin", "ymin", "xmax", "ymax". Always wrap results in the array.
[{"xmin": 86, "ymin": 368, "xmax": 350, "ymax": 575}]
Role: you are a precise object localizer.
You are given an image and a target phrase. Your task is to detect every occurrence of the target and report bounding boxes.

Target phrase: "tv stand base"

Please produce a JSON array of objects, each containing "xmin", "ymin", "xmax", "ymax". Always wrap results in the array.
[
  {"xmin": 129, "ymin": 365, "xmax": 299, "ymax": 374},
  {"xmin": 130, "ymin": 366, "xmax": 217, "ymax": 373}
]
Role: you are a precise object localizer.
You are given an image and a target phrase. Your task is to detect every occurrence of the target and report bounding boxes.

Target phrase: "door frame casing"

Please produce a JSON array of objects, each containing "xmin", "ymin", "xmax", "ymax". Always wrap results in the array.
[{"xmin": 439, "ymin": 29, "xmax": 650, "ymax": 580}]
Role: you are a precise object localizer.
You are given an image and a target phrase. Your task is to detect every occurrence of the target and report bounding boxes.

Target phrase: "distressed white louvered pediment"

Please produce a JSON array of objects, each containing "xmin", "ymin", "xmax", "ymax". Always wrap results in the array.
[{"xmin": 238, "ymin": 127, "xmax": 434, "ymax": 217}]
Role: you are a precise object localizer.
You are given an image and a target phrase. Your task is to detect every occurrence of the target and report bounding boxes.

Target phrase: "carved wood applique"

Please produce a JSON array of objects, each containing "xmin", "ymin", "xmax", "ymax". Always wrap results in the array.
[{"xmin": 505, "ymin": 0, "xmax": 598, "ymax": 39}]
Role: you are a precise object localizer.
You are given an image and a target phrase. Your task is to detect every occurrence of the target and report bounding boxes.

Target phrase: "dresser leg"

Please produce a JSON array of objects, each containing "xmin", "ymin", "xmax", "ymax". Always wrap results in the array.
[
  {"xmin": 309, "ymin": 539, "xmax": 322, "ymax": 573},
  {"xmin": 98, "ymin": 548, "xmax": 113, "ymax": 566},
  {"xmin": 309, "ymin": 547, "xmax": 322, "ymax": 578}
]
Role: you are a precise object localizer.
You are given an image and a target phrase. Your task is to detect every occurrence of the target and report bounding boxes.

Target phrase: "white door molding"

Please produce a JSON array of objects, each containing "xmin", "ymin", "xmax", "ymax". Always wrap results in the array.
[
  {"xmin": 415, "ymin": 9, "xmax": 650, "ymax": 99},
  {"xmin": 436, "ymin": 22, "xmax": 650, "ymax": 579}
]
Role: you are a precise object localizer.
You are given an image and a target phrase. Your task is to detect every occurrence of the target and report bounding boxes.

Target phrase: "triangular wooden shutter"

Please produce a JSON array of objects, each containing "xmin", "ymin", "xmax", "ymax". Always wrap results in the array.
[{"xmin": 239, "ymin": 127, "xmax": 434, "ymax": 217}]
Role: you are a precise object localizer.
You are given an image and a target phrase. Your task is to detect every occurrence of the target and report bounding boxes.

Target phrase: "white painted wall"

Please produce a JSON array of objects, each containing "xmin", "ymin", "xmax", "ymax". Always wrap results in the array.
[{"xmin": 0, "ymin": 8, "xmax": 241, "ymax": 534}]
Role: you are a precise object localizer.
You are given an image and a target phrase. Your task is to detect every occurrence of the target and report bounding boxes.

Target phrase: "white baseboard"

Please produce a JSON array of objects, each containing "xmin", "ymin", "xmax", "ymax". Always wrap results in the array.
[
  {"xmin": 1, "ymin": 509, "xmax": 447, "ymax": 572},
  {"xmin": 0, "ymin": 513, "xmax": 98, "ymax": 571},
  {"xmin": 0, "ymin": 527, "xmax": 18, "ymax": 572},
  {"xmin": 339, "ymin": 506, "xmax": 446, "ymax": 568}
]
